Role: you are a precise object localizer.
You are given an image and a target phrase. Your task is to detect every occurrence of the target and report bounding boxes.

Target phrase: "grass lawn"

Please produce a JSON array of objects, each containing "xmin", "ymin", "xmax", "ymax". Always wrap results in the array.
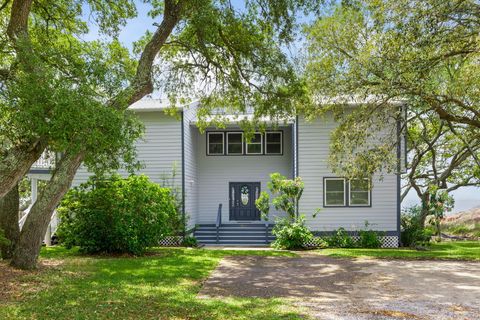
[
  {"xmin": 0, "ymin": 247, "xmax": 305, "ymax": 320},
  {"xmin": 316, "ymin": 241, "xmax": 480, "ymax": 261}
]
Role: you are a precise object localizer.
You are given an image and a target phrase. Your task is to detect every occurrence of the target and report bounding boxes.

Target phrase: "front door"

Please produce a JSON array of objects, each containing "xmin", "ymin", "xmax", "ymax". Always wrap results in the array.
[{"xmin": 229, "ymin": 182, "xmax": 261, "ymax": 221}]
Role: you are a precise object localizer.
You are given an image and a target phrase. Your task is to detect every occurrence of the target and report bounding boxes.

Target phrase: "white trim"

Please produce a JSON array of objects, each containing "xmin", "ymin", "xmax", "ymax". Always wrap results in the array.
[
  {"xmin": 226, "ymin": 132, "xmax": 244, "ymax": 155},
  {"xmin": 349, "ymin": 178, "xmax": 371, "ymax": 206},
  {"xmin": 207, "ymin": 132, "xmax": 224, "ymax": 155},
  {"xmin": 246, "ymin": 132, "xmax": 263, "ymax": 155},
  {"xmin": 324, "ymin": 178, "xmax": 346, "ymax": 207},
  {"xmin": 265, "ymin": 131, "xmax": 283, "ymax": 154}
]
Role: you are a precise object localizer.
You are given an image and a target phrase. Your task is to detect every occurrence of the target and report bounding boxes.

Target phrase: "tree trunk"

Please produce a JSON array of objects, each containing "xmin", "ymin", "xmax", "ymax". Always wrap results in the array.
[
  {"xmin": 0, "ymin": 184, "xmax": 20, "ymax": 259},
  {"xmin": 419, "ymin": 192, "xmax": 430, "ymax": 228},
  {"xmin": 0, "ymin": 140, "xmax": 47, "ymax": 198},
  {"xmin": 10, "ymin": 151, "xmax": 84, "ymax": 269}
]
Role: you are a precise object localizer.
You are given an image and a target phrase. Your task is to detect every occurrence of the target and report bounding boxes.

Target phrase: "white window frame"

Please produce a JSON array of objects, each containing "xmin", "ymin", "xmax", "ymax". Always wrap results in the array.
[
  {"xmin": 349, "ymin": 178, "xmax": 371, "ymax": 207},
  {"xmin": 265, "ymin": 131, "xmax": 283, "ymax": 154},
  {"xmin": 207, "ymin": 132, "xmax": 224, "ymax": 155},
  {"xmin": 226, "ymin": 132, "xmax": 244, "ymax": 155},
  {"xmin": 324, "ymin": 178, "xmax": 346, "ymax": 207},
  {"xmin": 246, "ymin": 132, "xmax": 263, "ymax": 155}
]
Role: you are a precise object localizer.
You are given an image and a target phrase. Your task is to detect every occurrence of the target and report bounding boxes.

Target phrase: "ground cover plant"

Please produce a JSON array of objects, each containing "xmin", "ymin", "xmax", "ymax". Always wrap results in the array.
[{"xmin": 0, "ymin": 247, "xmax": 303, "ymax": 320}]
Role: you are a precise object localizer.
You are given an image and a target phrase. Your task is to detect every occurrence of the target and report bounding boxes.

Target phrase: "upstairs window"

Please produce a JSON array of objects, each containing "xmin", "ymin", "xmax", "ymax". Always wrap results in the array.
[
  {"xmin": 246, "ymin": 133, "xmax": 263, "ymax": 154},
  {"xmin": 349, "ymin": 179, "xmax": 371, "ymax": 206},
  {"xmin": 227, "ymin": 132, "xmax": 243, "ymax": 155},
  {"xmin": 207, "ymin": 132, "xmax": 224, "ymax": 155},
  {"xmin": 265, "ymin": 132, "xmax": 282, "ymax": 154},
  {"xmin": 324, "ymin": 178, "xmax": 346, "ymax": 206}
]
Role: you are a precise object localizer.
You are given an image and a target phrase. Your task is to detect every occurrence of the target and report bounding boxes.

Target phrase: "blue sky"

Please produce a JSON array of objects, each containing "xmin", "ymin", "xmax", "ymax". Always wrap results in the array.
[{"xmin": 85, "ymin": 1, "xmax": 479, "ymax": 213}]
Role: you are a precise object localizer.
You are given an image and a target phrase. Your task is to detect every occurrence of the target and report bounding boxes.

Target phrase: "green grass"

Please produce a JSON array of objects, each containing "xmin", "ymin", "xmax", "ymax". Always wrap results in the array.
[
  {"xmin": 1, "ymin": 247, "xmax": 305, "ymax": 320},
  {"xmin": 316, "ymin": 241, "xmax": 480, "ymax": 260}
]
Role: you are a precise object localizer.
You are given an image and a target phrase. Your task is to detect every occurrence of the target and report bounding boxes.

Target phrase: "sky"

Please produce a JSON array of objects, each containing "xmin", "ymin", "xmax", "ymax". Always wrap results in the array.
[{"xmin": 85, "ymin": 1, "xmax": 479, "ymax": 214}]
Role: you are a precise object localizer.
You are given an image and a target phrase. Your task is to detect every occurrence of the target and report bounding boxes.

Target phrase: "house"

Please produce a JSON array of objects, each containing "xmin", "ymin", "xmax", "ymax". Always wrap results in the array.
[{"xmin": 28, "ymin": 99, "xmax": 405, "ymax": 247}]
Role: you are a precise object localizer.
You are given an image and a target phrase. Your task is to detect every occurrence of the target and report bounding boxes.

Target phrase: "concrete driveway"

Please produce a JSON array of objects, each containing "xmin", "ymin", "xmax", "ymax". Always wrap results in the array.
[{"xmin": 199, "ymin": 253, "xmax": 480, "ymax": 320}]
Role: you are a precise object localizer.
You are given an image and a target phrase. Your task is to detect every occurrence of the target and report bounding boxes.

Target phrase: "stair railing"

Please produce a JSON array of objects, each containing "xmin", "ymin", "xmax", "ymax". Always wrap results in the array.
[
  {"xmin": 215, "ymin": 204, "xmax": 222, "ymax": 244},
  {"xmin": 265, "ymin": 221, "xmax": 269, "ymax": 244}
]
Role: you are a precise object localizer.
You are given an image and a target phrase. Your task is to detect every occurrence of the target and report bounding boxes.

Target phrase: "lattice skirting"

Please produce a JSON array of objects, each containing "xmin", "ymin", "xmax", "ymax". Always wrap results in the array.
[
  {"xmin": 159, "ymin": 236, "xmax": 183, "ymax": 246},
  {"xmin": 304, "ymin": 235, "xmax": 399, "ymax": 248}
]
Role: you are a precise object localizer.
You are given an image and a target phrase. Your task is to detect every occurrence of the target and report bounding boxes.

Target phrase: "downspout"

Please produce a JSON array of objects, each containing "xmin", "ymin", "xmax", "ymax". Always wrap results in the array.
[
  {"xmin": 396, "ymin": 107, "xmax": 402, "ymax": 246},
  {"xmin": 295, "ymin": 115, "xmax": 299, "ymax": 216},
  {"xmin": 181, "ymin": 111, "xmax": 186, "ymax": 238}
]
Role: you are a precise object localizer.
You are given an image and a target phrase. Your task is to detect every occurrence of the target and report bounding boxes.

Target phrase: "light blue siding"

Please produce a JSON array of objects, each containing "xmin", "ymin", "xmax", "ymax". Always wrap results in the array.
[{"xmin": 298, "ymin": 114, "xmax": 398, "ymax": 232}]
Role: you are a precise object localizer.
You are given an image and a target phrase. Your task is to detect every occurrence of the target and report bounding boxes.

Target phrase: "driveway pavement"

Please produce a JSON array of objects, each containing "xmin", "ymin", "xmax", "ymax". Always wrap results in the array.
[{"xmin": 199, "ymin": 253, "xmax": 480, "ymax": 320}]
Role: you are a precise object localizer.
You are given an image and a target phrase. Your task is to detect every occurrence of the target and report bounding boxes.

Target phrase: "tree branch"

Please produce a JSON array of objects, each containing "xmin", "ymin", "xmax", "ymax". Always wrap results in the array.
[
  {"xmin": 112, "ymin": 0, "xmax": 185, "ymax": 109},
  {"xmin": 6, "ymin": 0, "xmax": 33, "ymax": 40}
]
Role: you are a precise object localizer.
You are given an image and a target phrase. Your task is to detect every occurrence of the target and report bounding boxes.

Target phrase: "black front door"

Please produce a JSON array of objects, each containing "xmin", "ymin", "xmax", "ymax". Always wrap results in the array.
[{"xmin": 229, "ymin": 182, "xmax": 261, "ymax": 221}]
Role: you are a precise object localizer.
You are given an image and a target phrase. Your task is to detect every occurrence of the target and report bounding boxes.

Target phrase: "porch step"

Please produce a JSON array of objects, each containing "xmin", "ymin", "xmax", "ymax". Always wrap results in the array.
[{"xmin": 194, "ymin": 223, "xmax": 275, "ymax": 246}]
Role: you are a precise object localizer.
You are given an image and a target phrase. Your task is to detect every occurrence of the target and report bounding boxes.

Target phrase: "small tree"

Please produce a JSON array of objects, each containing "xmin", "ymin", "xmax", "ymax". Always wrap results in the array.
[
  {"xmin": 256, "ymin": 173, "xmax": 318, "ymax": 250},
  {"xmin": 427, "ymin": 188, "xmax": 454, "ymax": 242},
  {"xmin": 256, "ymin": 173, "xmax": 304, "ymax": 222}
]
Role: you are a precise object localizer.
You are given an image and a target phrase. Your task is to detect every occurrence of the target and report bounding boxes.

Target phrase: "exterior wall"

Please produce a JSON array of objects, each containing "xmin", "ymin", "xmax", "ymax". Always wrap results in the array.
[
  {"xmin": 183, "ymin": 104, "xmax": 198, "ymax": 229},
  {"xmin": 72, "ymin": 111, "xmax": 182, "ymax": 188},
  {"xmin": 195, "ymin": 126, "xmax": 293, "ymax": 224},
  {"xmin": 298, "ymin": 114, "xmax": 398, "ymax": 233}
]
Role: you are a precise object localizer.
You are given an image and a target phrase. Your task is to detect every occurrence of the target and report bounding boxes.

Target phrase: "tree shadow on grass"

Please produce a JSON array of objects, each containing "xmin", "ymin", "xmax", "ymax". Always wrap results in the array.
[{"xmin": 2, "ymin": 248, "xmax": 305, "ymax": 320}]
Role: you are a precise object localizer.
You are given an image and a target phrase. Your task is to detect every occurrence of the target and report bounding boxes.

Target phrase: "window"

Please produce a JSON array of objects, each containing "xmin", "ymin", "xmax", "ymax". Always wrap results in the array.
[
  {"xmin": 227, "ymin": 132, "xmax": 243, "ymax": 155},
  {"xmin": 246, "ymin": 133, "xmax": 263, "ymax": 154},
  {"xmin": 207, "ymin": 132, "xmax": 224, "ymax": 155},
  {"xmin": 349, "ymin": 179, "xmax": 371, "ymax": 206},
  {"xmin": 324, "ymin": 178, "xmax": 346, "ymax": 206},
  {"xmin": 265, "ymin": 132, "xmax": 282, "ymax": 154}
]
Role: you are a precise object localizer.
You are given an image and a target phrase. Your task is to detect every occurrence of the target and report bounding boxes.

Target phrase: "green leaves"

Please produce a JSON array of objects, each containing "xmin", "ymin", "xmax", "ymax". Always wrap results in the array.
[
  {"xmin": 304, "ymin": 0, "xmax": 480, "ymax": 178},
  {"xmin": 57, "ymin": 174, "xmax": 179, "ymax": 255}
]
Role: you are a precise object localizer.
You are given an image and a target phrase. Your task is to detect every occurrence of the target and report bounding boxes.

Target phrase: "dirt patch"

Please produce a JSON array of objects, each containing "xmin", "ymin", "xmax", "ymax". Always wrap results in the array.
[
  {"xmin": 0, "ymin": 259, "xmax": 64, "ymax": 303},
  {"xmin": 199, "ymin": 253, "xmax": 480, "ymax": 319},
  {"xmin": 199, "ymin": 254, "xmax": 373, "ymax": 299}
]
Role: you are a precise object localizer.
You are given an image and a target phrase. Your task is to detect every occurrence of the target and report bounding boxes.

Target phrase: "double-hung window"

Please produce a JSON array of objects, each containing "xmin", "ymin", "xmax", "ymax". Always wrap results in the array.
[
  {"xmin": 323, "ymin": 178, "xmax": 371, "ymax": 207},
  {"xmin": 207, "ymin": 132, "xmax": 224, "ymax": 155},
  {"xmin": 265, "ymin": 132, "xmax": 282, "ymax": 154},
  {"xmin": 324, "ymin": 178, "xmax": 346, "ymax": 206},
  {"xmin": 349, "ymin": 179, "xmax": 370, "ymax": 206},
  {"xmin": 246, "ymin": 133, "xmax": 263, "ymax": 154},
  {"xmin": 226, "ymin": 132, "xmax": 243, "ymax": 155}
]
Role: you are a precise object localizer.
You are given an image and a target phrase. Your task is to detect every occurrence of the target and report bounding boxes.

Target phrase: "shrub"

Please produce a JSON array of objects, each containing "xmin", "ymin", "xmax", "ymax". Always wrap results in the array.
[
  {"xmin": 325, "ymin": 228, "xmax": 356, "ymax": 248},
  {"xmin": 401, "ymin": 205, "xmax": 432, "ymax": 247},
  {"xmin": 357, "ymin": 221, "xmax": 382, "ymax": 248},
  {"xmin": 182, "ymin": 236, "xmax": 198, "ymax": 247},
  {"xmin": 271, "ymin": 216, "xmax": 313, "ymax": 250},
  {"xmin": 57, "ymin": 174, "xmax": 179, "ymax": 255},
  {"xmin": 310, "ymin": 237, "xmax": 329, "ymax": 249}
]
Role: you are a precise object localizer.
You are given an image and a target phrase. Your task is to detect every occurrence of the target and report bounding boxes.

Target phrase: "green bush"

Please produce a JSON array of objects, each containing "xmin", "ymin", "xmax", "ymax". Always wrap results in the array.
[
  {"xmin": 401, "ymin": 205, "xmax": 432, "ymax": 247},
  {"xmin": 57, "ymin": 174, "xmax": 179, "ymax": 255},
  {"xmin": 271, "ymin": 216, "xmax": 313, "ymax": 250},
  {"xmin": 310, "ymin": 237, "xmax": 329, "ymax": 249},
  {"xmin": 182, "ymin": 236, "xmax": 198, "ymax": 247},
  {"xmin": 358, "ymin": 230, "xmax": 382, "ymax": 248},
  {"xmin": 325, "ymin": 228, "xmax": 356, "ymax": 248},
  {"xmin": 358, "ymin": 221, "xmax": 382, "ymax": 248}
]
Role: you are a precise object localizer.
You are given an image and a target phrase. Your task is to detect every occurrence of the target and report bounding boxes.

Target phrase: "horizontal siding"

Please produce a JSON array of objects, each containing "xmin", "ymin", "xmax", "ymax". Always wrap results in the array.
[
  {"xmin": 298, "ymin": 114, "xmax": 398, "ymax": 231},
  {"xmin": 196, "ymin": 126, "xmax": 293, "ymax": 224},
  {"xmin": 72, "ymin": 112, "xmax": 182, "ymax": 188},
  {"xmin": 183, "ymin": 104, "xmax": 198, "ymax": 229}
]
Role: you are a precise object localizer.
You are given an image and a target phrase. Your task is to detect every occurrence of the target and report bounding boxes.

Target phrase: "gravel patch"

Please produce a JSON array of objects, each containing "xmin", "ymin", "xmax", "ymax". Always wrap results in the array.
[{"xmin": 199, "ymin": 253, "xmax": 480, "ymax": 319}]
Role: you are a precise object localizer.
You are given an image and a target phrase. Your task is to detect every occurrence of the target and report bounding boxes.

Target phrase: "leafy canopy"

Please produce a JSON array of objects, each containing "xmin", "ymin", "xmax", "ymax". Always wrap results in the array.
[{"xmin": 304, "ymin": 0, "xmax": 480, "ymax": 177}]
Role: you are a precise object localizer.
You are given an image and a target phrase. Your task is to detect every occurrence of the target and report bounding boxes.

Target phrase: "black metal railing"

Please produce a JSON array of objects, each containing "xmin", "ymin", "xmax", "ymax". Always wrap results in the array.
[{"xmin": 215, "ymin": 204, "xmax": 222, "ymax": 244}]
